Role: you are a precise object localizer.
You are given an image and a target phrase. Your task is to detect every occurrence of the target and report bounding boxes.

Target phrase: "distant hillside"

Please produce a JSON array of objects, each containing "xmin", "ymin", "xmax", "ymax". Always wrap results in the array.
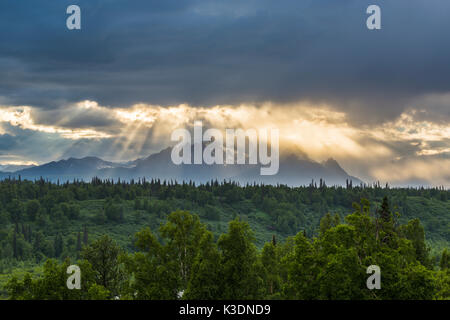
[
  {"xmin": 16, "ymin": 156, "xmax": 119, "ymax": 180},
  {"xmin": 0, "ymin": 164, "xmax": 35, "ymax": 172},
  {"xmin": 7, "ymin": 145, "xmax": 363, "ymax": 186}
]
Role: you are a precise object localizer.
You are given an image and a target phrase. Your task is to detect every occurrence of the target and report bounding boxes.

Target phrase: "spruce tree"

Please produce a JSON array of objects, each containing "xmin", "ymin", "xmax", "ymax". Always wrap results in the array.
[
  {"xmin": 380, "ymin": 196, "xmax": 391, "ymax": 222},
  {"xmin": 12, "ymin": 229, "xmax": 17, "ymax": 259},
  {"xmin": 76, "ymin": 231, "xmax": 82, "ymax": 252},
  {"xmin": 440, "ymin": 249, "xmax": 449, "ymax": 270},
  {"xmin": 54, "ymin": 234, "xmax": 63, "ymax": 258},
  {"xmin": 83, "ymin": 225, "xmax": 88, "ymax": 245}
]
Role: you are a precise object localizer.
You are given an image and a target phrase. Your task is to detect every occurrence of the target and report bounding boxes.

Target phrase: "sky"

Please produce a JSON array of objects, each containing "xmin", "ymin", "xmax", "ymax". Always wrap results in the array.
[{"xmin": 0, "ymin": 0, "xmax": 449, "ymax": 187}]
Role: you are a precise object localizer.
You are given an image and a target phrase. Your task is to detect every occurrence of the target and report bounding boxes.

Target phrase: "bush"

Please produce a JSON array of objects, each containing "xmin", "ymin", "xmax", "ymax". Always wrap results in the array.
[{"xmin": 104, "ymin": 202, "xmax": 124, "ymax": 222}]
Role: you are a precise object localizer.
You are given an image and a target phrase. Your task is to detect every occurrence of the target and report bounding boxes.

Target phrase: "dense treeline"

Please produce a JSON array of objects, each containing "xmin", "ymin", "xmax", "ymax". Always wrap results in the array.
[
  {"xmin": 0, "ymin": 177, "xmax": 448, "ymax": 259},
  {"xmin": 5, "ymin": 201, "xmax": 450, "ymax": 300},
  {"xmin": 0, "ymin": 178, "xmax": 449, "ymax": 299}
]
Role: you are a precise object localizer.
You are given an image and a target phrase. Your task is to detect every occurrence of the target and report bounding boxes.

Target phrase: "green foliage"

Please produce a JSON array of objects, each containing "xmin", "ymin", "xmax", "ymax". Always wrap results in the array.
[
  {"xmin": 281, "ymin": 199, "xmax": 442, "ymax": 300},
  {"xmin": 184, "ymin": 231, "xmax": 221, "ymax": 299},
  {"xmin": 217, "ymin": 218, "xmax": 263, "ymax": 299},
  {"xmin": 25, "ymin": 200, "xmax": 40, "ymax": 221},
  {"xmin": 440, "ymin": 249, "xmax": 449, "ymax": 270},
  {"xmin": 81, "ymin": 235, "xmax": 125, "ymax": 297},
  {"xmin": 159, "ymin": 211, "xmax": 208, "ymax": 288},
  {"xmin": 122, "ymin": 227, "xmax": 180, "ymax": 299},
  {"xmin": 261, "ymin": 241, "xmax": 281, "ymax": 298},
  {"xmin": 104, "ymin": 201, "xmax": 124, "ymax": 222},
  {"xmin": 0, "ymin": 178, "xmax": 448, "ymax": 300},
  {"xmin": 4, "ymin": 258, "xmax": 106, "ymax": 300},
  {"xmin": 399, "ymin": 219, "xmax": 433, "ymax": 268}
]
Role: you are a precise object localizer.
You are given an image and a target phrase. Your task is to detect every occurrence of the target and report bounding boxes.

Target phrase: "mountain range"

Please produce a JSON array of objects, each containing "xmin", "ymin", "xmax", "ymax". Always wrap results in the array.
[{"xmin": 0, "ymin": 146, "xmax": 362, "ymax": 186}]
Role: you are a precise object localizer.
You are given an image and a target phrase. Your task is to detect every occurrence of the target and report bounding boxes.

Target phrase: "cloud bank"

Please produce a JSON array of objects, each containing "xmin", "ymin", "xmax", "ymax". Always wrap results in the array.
[
  {"xmin": 0, "ymin": 1, "xmax": 449, "ymax": 186},
  {"xmin": 1, "ymin": 100, "xmax": 449, "ymax": 187}
]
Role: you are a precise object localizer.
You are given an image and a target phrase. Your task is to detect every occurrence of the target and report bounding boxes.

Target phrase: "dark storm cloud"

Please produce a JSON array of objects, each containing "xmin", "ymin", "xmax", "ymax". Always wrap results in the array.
[
  {"xmin": 29, "ymin": 104, "xmax": 122, "ymax": 132},
  {"xmin": 0, "ymin": 123, "xmax": 72, "ymax": 162},
  {"xmin": 408, "ymin": 94, "xmax": 450, "ymax": 124},
  {"xmin": 0, "ymin": 0, "xmax": 449, "ymax": 123},
  {"xmin": 0, "ymin": 133, "xmax": 17, "ymax": 150}
]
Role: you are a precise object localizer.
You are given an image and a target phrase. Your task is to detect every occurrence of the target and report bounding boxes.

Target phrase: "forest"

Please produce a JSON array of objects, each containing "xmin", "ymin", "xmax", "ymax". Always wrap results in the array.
[{"xmin": 0, "ymin": 177, "xmax": 448, "ymax": 299}]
